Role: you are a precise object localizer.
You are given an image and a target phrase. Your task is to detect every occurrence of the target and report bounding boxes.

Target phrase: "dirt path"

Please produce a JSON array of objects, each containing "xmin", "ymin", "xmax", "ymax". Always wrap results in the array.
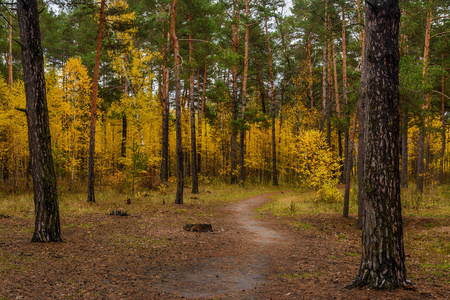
[
  {"xmin": 1, "ymin": 193, "xmax": 447, "ymax": 299},
  {"xmin": 154, "ymin": 194, "xmax": 283, "ymax": 299}
]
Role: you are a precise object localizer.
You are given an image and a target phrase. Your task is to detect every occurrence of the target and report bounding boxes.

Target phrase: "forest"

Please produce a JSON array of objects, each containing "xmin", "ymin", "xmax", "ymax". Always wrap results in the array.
[{"xmin": 0, "ymin": 0, "xmax": 449, "ymax": 299}]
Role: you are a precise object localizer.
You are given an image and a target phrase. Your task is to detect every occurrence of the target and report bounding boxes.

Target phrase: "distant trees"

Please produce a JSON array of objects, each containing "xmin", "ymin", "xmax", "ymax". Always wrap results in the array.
[{"xmin": 0, "ymin": 0, "xmax": 448, "ymax": 211}]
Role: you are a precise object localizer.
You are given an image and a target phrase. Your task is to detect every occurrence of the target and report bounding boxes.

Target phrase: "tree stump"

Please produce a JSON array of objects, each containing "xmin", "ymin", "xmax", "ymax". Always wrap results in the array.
[{"xmin": 183, "ymin": 224, "xmax": 213, "ymax": 232}]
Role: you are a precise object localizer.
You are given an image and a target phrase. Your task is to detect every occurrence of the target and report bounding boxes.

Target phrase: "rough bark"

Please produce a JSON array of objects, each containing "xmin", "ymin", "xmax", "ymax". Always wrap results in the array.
[
  {"xmin": 188, "ymin": 17, "xmax": 198, "ymax": 194},
  {"xmin": 348, "ymin": 0, "xmax": 408, "ymax": 289},
  {"xmin": 87, "ymin": 0, "xmax": 105, "ymax": 203},
  {"xmin": 17, "ymin": 0, "xmax": 62, "ymax": 242},
  {"xmin": 170, "ymin": 0, "xmax": 183, "ymax": 204}
]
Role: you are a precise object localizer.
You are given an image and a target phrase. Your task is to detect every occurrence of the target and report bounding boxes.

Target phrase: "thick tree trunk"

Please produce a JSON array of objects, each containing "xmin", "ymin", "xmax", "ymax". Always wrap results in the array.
[
  {"xmin": 239, "ymin": 0, "xmax": 250, "ymax": 184},
  {"xmin": 87, "ymin": 0, "xmax": 105, "ymax": 203},
  {"xmin": 17, "ymin": 0, "xmax": 62, "ymax": 242},
  {"xmin": 188, "ymin": 20, "xmax": 198, "ymax": 194},
  {"xmin": 170, "ymin": 0, "xmax": 183, "ymax": 204},
  {"xmin": 348, "ymin": 0, "xmax": 408, "ymax": 289}
]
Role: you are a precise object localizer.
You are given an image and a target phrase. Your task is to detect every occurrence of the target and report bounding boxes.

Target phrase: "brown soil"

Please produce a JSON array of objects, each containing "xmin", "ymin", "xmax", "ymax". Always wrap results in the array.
[{"xmin": 0, "ymin": 194, "xmax": 448, "ymax": 299}]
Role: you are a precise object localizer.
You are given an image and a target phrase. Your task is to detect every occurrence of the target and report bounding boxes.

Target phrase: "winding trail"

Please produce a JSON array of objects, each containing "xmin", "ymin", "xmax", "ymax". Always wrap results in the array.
[{"xmin": 155, "ymin": 194, "xmax": 284, "ymax": 299}]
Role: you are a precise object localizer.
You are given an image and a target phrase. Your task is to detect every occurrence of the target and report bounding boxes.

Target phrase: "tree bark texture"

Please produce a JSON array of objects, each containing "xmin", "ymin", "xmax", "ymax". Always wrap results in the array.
[
  {"xmin": 349, "ymin": 0, "xmax": 408, "ymax": 289},
  {"xmin": 17, "ymin": 0, "xmax": 62, "ymax": 242},
  {"xmin": 87, "ymin": 0, "xmax": 105, "ymax": 203},
  {"xmin": 170, "ymin": 0, "xmax": 183, "ymax": 204}
]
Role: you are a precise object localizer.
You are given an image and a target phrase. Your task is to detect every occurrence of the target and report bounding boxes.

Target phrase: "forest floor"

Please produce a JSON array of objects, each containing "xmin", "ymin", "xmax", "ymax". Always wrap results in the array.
[{"xmin": 0, "ymin": 187, "xmax": 449, "ymax": 299}]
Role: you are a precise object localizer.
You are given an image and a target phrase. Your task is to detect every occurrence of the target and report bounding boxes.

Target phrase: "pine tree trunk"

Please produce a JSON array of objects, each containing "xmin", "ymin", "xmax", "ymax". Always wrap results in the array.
[
  {"xmin": 239, "ymin": 0, "xmax": 250, "ymax": 184},
  {"xmin": 7, "ymin": 3, "xmax": 13, "ymax": 89},
  {"xmin": 255, "ymin": 58, "xmax": 267, "ymax": 114},
  {"xmin": 264, "ymin": 13, "xmax": 278, "ymax": 186},
  {"xmin": 198, "ymin": 65, "xmax": 207, "ymax": 175},
  {"xmin": 401, "ymin": 110, "xmax": 408, "ymax": 188},
  {"xmin": 188, "ymin": 20, "xmax": 198, "ymax": 194},
  {"xmin": 230, "ymin": 2, "xmax": 240, "ymax": 185},
  {"xmin": 439, "ymin": 53, "xmax": 446, "ymax": 185},
  {"xmin": 170, "ymin": 0, "xmax": 183, "ymax": 204},
  {"xmin": 343, "ymin": 111, "xmax": 358, "ymax": 217},
  {"xmin": 17, "ymin": 0, "xmax": 62, "ymax": 242},
  {"xmin": 342, "ymin": 5, "xmax": 352, "ymax": 217},
  {"xmin": 307, "ymin": 38, "xmax": 314, "ymax": 111},
  {"xmin": 121, "ymin": 115, "xmax": 127, "ymax": 166},
  {"xmin": 417, "ymin": 125, "xmax": 424, "ymax": 194},
  {"xmin": 87, "ymin": 0, "xmax": 105, "ymax": 203},
  {"xmin": 348, "ymin": 0, "xmax": 408, "ymax": 289},
  {"xmin": 160, "ymin": 34, "xmax": 170, "ymax": 182}
]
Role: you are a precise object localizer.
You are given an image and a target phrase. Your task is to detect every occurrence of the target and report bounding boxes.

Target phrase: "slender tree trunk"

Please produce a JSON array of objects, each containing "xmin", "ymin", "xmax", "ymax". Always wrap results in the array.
[
  {"xmin": 348, "ymin": 0, "xmax": 408, "ymax": 289},
  {"xmin": 87, "ymin": 0, "xmax": 105, "ymax": 203},
  {"xmin": 417, "ymin": 7, "xmax": 432, "ymax": 193},
  {"xmin": 255, "ymin": 58, "xmax": 267, "ymax": 114},
  {"xmin": 356, "ymin": 0, "xmax": 367, "ymax": 230},
  {"xmin": 7, "ymin": 4, "xmax": 13, "ymax": 89},
  {"xmin": 417, "ymin": 125, "xmax": 425, "ymax": 194},
  {"xmin": 440, "ymin": 53, "xmax": 446, "ymax": 185},
  {"xmin": 307, "ymin": 37, "xmax": 314, "ymax": 111},
  {"xmin": 188, "ymin": 17, "xmax": 198, "ymax": 194},
  {"xmin": 239, "ymin": 0, "xmax": 250, "ymax": 184},
  {"xmin": 17, "ymin": 0, "xmax": 62, "ymax": 242},
  {"xmin": 230, "ymin": 2, "xmax": 240, "ymax": 184},
  {"xmin": 401, "ymin": 110, "xmax": 408, "ymax": 188},
  {"xmin": 264, "ymin": 12, "xmax": 278, "ymax": 186},
  {"xmin": 342, "ymin": 5, "xmax": 351, "ymax": 217},
  {"xmin": 160, "ymin": 34, "xmax": 170, "ymax": 182},
  {"xmin": 170, "ymin": 0, "xmax": 183, "ymax": 204},
  {"xmin": 198, "ymin": 65, "xmax": 207, "ymax": 175},
  {"xmin": 321, "ymin": 25, "xmax": 327, "ymax": 132},
  {"xmin": 344, "ymin": 109, "xmax": 358, "ymax": 217}
]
